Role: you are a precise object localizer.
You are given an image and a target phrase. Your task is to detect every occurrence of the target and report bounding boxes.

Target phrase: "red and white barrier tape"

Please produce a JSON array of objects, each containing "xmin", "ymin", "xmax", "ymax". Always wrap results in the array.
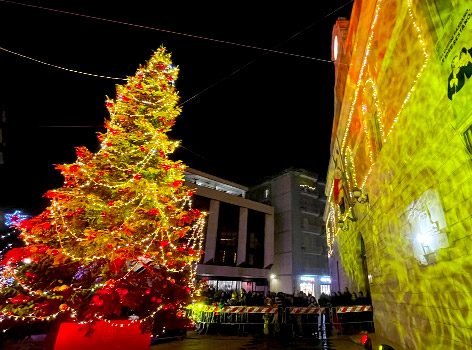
[
  {"xmin": 197, "ymin": 306, "xmax": 278, "ymax": 313},
  {"xmin": 220, "ymin": 306, "xmax": 278, "ymax": 314},
  {"xmin": 289, "ymin": 307, "xmax": 325, "ymax": 314},
  {"xmin": 335, "ymin": 305, "xmax": 372, "ymax": 313}
]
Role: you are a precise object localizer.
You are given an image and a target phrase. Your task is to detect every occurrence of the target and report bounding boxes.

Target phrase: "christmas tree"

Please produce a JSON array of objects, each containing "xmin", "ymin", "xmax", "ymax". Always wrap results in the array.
[{"xmin": 0, "ymin": 47, "xmax": 206, "ymax": 334}]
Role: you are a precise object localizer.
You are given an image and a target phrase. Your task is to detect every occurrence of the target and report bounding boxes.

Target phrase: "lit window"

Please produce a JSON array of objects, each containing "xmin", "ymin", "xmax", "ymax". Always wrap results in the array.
[
  {"xmin": 320, "ymin": 284, "xmax": 331, "ymax": 295},
  {"xmin": 264, "ymin": 189, "xmax": 269, "ymax": 198}
]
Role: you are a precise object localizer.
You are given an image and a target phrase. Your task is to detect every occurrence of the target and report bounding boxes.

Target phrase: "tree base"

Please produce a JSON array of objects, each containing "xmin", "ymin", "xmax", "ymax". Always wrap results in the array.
[{"xmin": 47, "ymin": 321, "xmax": 151, "ymax": 350}]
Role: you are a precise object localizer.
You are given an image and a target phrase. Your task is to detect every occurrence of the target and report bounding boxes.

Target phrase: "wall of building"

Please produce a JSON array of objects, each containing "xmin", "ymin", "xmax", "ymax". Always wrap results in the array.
[
  {"xmin": 326, "ymin": 1, "xmax": 472, "ymax": 349},
  {"xmin": 249, "ymin": 169, "xmax": 329, "ymax": 297}
]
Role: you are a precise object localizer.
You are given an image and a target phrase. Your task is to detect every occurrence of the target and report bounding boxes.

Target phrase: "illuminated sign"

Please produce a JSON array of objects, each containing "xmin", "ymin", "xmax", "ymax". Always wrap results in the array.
[
  {"xmin": 320, "ymin": 276, "xmax": 331, "ymax": 283},
  {"xmin": 300, "ymin": 276, "xmax": 315, "ymax": 283},
  {"xmin": 4, "ymin": 210, "xmax": 29, "ymax": 227}
]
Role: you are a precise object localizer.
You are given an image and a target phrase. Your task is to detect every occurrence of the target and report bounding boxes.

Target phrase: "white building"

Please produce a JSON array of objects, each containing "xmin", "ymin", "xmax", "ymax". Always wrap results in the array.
[
  {"xmin": 247, "ymin": 168, "xmax": 331, "ymax": 298},
  {"xmin": 184, "ymin": 168, "xmax": 274, "ymax": 292}
]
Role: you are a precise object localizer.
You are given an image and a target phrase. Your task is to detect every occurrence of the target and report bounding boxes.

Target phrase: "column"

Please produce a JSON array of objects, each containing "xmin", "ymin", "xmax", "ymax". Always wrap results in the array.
[
  {"xmin": 203, "ymin": 199, "xmax": 220, "ymax": 264},
  {"xmin": 236, "ymin": 207, "xmax": 248, "ymax": 266},
  {"xmin": 264, "ymin": 213, "xmax": 274, "ymax": 269}
]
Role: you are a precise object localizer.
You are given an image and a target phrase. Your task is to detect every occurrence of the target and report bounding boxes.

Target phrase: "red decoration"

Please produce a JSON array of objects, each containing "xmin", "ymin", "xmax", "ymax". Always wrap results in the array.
[
  {"xmin": 51, "ymin": 321, "xmax": 151, "ymax": 350},
  {"xmin": 135, "ymin": 83, "xmax": 143, "ymax": 89},
  {"xmin": 160, "ymin": 241, "xmax": 169, "ymax": 248},
  {"xmin": 108, "ymin": 201, "xmax": 114, "ymax": 206},
  {"xmin": 121, "ymin": 95, "xmax": 130, "ymax": 102},
  {"xmin": 173, "ymin": 180, "xmax": 183, "ymax": 187},
  {"xmin": 134, "ymin": 174, "xmax": 143, "ymax": 180},
  {"xmin": 105, "ymin": 102, "xmax": 113, "ymax": 108}
]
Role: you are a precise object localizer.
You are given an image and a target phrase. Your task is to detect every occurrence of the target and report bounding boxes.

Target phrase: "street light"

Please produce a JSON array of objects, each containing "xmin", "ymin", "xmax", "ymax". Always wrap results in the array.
[{"xmin": 352, "ymin": 187, "xmax": 369, "ymax": 204}]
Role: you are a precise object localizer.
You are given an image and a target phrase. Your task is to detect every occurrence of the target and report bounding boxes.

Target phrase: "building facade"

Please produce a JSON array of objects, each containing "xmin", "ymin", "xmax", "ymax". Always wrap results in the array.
[
  {"xmin": 248, "ymin": 168, "xmax": 330, "ymax": 298},
  {"xmin": 325, "ymin": 1, "xmax": 472, "ymax": 349},
  {"xmin": 184, "ymin": 168, "xmax": 274, "ymax": 293}
]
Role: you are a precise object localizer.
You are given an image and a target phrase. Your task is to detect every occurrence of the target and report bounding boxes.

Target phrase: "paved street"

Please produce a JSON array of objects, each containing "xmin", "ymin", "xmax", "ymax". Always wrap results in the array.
[{"xmin": 151, "ymin": 331, "xmax": 365, "ymax": 350}]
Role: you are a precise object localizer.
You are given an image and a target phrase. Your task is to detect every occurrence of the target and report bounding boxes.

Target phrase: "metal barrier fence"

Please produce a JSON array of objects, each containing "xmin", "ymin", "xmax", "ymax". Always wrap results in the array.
[{"xmin": 187, "ymin": 305, "xmax": 374, "ymax": 336}]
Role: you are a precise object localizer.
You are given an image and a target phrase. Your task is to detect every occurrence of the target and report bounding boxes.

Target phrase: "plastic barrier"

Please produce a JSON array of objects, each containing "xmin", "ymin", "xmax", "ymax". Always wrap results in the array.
[
  {"xmin": 188, "ymin": 304, "xmax": 374, "ymax": 336},
  {"xmin": 336, "ymin": 305, "xmax": 372, "ymax": 313}
]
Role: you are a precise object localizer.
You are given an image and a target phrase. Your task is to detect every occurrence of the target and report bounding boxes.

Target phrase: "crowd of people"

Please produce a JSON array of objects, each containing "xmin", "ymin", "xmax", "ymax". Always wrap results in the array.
[
  {"xmin": 201, "ymin": 285, "xmax": 372, "ymax": 308},
  {"xmin": 198, "ymin": 286, "xmax": 373, "ymax": 336}
]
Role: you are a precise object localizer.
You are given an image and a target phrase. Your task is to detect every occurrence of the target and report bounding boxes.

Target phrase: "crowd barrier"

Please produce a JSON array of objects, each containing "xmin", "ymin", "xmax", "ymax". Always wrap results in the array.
[{"xmin": 187, "ymin": 304, "xmax": 374, "ymax": 336}]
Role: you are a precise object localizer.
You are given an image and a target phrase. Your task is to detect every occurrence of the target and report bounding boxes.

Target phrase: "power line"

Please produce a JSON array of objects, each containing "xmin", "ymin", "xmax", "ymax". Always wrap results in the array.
[
  {"xmin": 0, "ymin": 46, "xmax": 125, "ymax": 80},
  {"xmin": 0, "ymin": 0, "xmax": 336, "ymax": 63},
  {"xmin": 181, "ymin": 0, "xmax": 353, "ymax": 105}
]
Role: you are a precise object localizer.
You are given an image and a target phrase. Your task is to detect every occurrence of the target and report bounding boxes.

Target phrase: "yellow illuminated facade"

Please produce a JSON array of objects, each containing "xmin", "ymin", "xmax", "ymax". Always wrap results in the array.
[{"xmin": 325, "ymin": 0, "xmax": 472, "ymax": 348}]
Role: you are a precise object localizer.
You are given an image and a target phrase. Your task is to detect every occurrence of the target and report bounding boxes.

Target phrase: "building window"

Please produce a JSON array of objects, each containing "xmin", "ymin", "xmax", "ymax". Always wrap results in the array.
[
  {"xmin": 215, "ymin": 203, "xmax": 239, "ymax": 266},
  {"xmin": 264, "ymin": 189, "xmax": 270, "ymax": 199},
  {"xmin": 246, "ymin": 210, "xmax": 265, "ymax": 268},
  {"xmin": 320, "ymin": 284, "xmax": 331, "ymax": 295}
]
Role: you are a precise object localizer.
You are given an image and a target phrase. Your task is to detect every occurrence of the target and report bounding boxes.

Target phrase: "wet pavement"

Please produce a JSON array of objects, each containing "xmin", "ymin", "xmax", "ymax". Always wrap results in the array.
[{"xmin": 151, "ymin": 330, "xmax": 365, "ymax": 350}]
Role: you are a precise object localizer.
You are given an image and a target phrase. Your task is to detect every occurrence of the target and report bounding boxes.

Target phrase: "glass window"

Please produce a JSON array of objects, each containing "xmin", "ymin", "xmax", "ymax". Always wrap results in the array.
[
  {"xmin": 215, "ymin": 203, "xmax": 239, "ymax": 266},
  {"xmin": 320, "ymin": 284, "xmax": 331, "ymax": 295},
  {"xmin": 246, "ymin": 210, "xmax": 265, "ymax": 268}
]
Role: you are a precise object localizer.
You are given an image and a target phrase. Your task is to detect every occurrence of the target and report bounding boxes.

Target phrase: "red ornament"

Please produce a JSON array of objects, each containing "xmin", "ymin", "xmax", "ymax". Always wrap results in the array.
[
  {"xmin": 160, "ymin": 241, "xmax": 169, "ymax": 248},
  {"xmin": 103, "ymin": 153, "xmax": 109, "ymax": 157},
  {"xmin": 173, "ymin": 180, "xmax": 182, "ymax": 187},
  {"xmin": 108, "ymin": 201, "xmax": 115, "ymax": 206},
  {"xmin": 187, "ymin": 190, "xmax": 194, "ymax": 197},
  {"xmin": 69, "ymin": 165, "xmax": 80, "ymax": 172},
  {"xmin": 121, "ymin": 95, "xmax": 130, "ymax": 102},
  {"xmin": 148, "ymin": 209, "xmax": 159, "ymax": 215},
  {"xmin": 100, "ymin": 213, "xmax": 107, "ymax": 217},
  {"xmin": 162, "ymin": 164, "xmax": 171, "ymax": 171},
  {"xmin": 157, "ymin": 64, "xmax": 165, "ymax": 70},
  {"xmin": 98, "ymin": 171, "xmax": 105, "ymax": 176},
  {"xmin": 135, "ymin": 84, "xmax": 143, "ymax": 89},
  {"xmin": 134, "ymin": 174, "xmax": 143, "ymax": 180},
  {"xmin": 106, "ymin": 142, "xmax": 112, "ymax": 147},
  {"xmin": 50, "ymin": 250, "xmax": 59, "ymax": 256},
  {"xmin": 76, "ymin": 208, "xmax": 83, "ymax": 213}
]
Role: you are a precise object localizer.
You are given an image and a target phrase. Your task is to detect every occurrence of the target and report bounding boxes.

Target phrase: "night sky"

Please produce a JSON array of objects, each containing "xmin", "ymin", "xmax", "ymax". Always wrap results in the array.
[{"xmin": 0, "ymin": 0, "xmax": 353, "ymax": 213}]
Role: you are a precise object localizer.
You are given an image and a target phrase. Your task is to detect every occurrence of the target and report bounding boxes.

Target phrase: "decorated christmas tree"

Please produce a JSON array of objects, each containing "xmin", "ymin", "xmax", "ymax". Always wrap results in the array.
[{"xmin": 0, "ymin": 47, "xmax": 206, "ymax": 334}]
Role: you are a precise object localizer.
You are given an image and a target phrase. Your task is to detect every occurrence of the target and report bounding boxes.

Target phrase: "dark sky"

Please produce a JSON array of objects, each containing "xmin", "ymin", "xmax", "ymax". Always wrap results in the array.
[{"xmin": 0, "ymin": 0, "xmax": 352, "ymax": 213}]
